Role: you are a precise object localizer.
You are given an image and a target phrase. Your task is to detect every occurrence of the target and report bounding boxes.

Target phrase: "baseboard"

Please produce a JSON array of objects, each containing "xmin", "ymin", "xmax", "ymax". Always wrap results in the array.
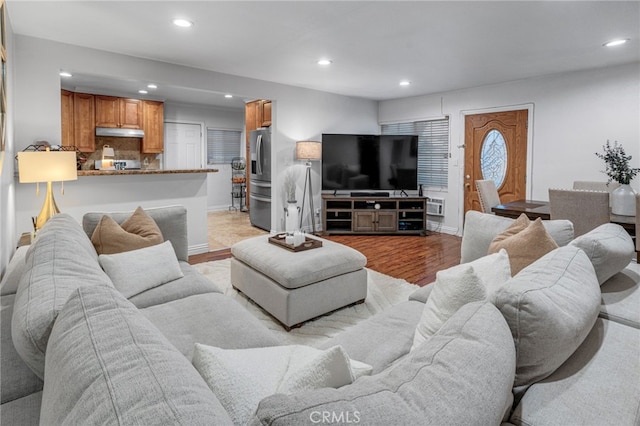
[
  {"xmin": 426, "ymin": 220, "xmax": 458, "ymax": 236},
  {"xmin": 188, "ymin": 243, "xmax": 209, "ymax": 256}
]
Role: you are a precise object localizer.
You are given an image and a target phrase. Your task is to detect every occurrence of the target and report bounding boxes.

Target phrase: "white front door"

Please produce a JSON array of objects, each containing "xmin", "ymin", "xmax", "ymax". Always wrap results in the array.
[{"xmin": 164, "ymin": 122, "xmax": 203, "ymax": 169}]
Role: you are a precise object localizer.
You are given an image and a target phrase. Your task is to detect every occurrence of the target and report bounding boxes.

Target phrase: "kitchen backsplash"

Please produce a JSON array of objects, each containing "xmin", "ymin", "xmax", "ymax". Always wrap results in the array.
[{"xmin": 82, "ymin": 137, "xmax": 161, "ymax": 170}]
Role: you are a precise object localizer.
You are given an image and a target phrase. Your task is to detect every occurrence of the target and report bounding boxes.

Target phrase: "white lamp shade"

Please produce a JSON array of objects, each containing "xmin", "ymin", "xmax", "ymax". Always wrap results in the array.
[
  {"xmin": 18, "ymin": 151, "xmax": 78, "ymax": 183},
  {"xmin": 295, "ymin": 141, "xmax": 322, "ymax": 161}
]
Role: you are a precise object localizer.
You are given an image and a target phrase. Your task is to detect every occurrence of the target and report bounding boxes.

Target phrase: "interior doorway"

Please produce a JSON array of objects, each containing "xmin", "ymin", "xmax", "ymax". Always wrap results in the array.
[
  {"xmin": 164, "ymin": 122, "xmax": 204, "ymax": 169},
  {"xmin": 463, "ymin": 109, "xmax": 528, "ymax": 214}
]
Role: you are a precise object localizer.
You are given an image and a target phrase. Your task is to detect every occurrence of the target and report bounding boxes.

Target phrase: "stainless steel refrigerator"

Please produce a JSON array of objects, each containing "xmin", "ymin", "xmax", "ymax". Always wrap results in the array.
[{"xmin": 249, "ymin": 128, "xmax": 271, "ymax": 231}]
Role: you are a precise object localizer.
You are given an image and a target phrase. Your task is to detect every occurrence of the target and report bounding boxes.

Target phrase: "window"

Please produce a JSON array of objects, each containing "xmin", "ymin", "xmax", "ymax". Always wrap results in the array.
[
  {"xmin": 381, "ymin": 117, "xmax": 449, "ymax": 188},
  {"xmin": 207, "ymin": 128, "xmax": 242, "ymax": 164}
]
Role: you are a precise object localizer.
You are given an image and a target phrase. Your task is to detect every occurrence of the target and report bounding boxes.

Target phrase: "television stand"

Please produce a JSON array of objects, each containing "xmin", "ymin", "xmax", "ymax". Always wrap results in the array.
[{"xmin": 322, "ymin": 194, "xmax": 427, "ymax": 236}]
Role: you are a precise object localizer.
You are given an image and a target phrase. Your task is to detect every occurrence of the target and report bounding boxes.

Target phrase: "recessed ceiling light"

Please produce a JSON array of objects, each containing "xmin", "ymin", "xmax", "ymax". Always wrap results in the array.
[
  {"xmin": 399, "ymin": 80, "xmax": 411, "ymax": 86},
  {"xmin": 138, "ymin": 90, "xmax": 148, "ymax": 94},
  {"xmin": 173, "ymin": 19, "xmax": 194, "ymax": 28},
  {"xmin": 147, "ymin": 84, "xmax": 158, "ymax": 89},
  {"xmin": 225, "ymin": 94, "xmax": 233, "ymax": 98},
  {"xmin": 604, "ymin": 38, "xmax": 630, "ymax": 47},
  {"xmin": 317, "ymin": 59, "xmax": 332, "ymax": 66},
  {"xmin": 59, "ymin": 71, "xmax": 72, "ymax": 78}
]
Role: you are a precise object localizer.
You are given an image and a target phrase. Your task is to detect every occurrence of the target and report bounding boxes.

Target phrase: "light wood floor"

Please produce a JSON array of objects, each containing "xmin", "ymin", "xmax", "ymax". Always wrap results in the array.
[{"xmin": 190, "ymin": 211, "xmax": 462, "ymax": 287}]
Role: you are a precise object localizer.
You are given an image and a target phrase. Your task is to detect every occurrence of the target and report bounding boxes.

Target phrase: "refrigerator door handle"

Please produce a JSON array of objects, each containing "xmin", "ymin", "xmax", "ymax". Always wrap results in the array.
[
  {"xmin": 256, "ymin": 134, "xmax": 263, "ymax": 175},
  {"xmin": 251, "ymin": 194, "xmax": 271, "ymax": 203}
]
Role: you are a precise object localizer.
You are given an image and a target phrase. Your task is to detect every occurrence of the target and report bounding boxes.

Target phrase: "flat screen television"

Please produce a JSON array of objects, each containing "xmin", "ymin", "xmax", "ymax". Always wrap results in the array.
[{"xmin": 322, "ymin": 133, "xmax": 419, "ymax": 191}]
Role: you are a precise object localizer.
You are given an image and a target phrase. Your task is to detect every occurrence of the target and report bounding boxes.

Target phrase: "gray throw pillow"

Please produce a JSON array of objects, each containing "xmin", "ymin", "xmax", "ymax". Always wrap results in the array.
[
  {"xmin": 40, "ymin": 285, "xmax": 232, "ymax": 425},
  {"xmin": 99, "ymin": 240, "xmax": 184, "ymax": 298},
  {"xmin": 493, "ymin": 246, "xmax": 601, "ymax": 388}
]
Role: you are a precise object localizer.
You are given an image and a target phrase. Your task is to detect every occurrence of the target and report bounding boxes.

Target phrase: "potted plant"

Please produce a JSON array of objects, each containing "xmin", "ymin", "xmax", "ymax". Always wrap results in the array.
[{"xmin": 595, "ymin": 140, "xmax": 639, "ymax": 216}]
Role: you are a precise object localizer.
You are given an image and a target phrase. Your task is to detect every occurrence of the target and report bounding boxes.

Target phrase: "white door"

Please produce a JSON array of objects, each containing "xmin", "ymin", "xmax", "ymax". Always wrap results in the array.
[{"xmin": 164, "ymin": 122, "xmax": 203, "ymax": 169}]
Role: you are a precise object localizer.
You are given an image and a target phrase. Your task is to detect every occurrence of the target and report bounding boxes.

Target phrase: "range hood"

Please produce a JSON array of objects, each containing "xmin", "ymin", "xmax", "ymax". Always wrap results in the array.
[{"xmin": 95, "ymin": 127, "xmax": 145, "ymax": 138}]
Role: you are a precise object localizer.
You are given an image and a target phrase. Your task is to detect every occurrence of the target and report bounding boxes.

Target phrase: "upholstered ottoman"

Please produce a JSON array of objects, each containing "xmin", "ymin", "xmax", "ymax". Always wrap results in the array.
[{"xmin": 230, "ymin": 235, "xmax": 367, "ymax": 330}]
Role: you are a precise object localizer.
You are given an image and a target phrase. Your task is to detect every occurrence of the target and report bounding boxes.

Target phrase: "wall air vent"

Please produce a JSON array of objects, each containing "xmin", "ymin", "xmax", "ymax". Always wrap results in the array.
[{"xmin": 426, "ymin": 197, "xmax": 445, "ymax": 216}]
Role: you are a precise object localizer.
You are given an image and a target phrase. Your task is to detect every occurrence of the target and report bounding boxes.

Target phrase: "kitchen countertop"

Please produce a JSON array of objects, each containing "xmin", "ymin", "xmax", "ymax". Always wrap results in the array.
[{"xmin": 77, "ymin": 169, "xmax": 218, "ymax": 176}]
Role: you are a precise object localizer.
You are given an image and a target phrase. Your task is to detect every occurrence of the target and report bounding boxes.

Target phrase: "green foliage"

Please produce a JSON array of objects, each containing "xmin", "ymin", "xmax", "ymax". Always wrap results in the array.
[{"xmin": 595, "ymin": 140, "xmax": 639, "ymax": 185}]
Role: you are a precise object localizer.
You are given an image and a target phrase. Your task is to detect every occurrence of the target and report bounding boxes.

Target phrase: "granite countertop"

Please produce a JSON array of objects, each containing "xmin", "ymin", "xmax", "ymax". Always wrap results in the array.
[{"xmin": 77, "ymin": 169, "xmax": 219, "ymax": 176}]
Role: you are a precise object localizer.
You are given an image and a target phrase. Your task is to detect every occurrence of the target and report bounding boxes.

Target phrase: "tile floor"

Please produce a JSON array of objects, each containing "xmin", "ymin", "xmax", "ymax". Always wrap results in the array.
[{"xmin": 208, "ymin": 210, "xmax": 268, "ymax": 250}]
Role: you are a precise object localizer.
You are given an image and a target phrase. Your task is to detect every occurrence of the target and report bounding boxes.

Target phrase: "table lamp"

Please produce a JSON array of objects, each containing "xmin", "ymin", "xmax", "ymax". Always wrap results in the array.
[
  {"xmin": 17, "ymin": 148, "xmax": 78, "ymax": 230},
  {"xmin": 295, "ymin": 140, "xmax": 322, "ymax": 233}
]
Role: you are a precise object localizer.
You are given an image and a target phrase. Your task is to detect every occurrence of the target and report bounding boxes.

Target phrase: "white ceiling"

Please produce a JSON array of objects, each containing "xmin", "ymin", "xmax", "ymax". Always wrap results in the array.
[{"xmin": 7, "ymin": 1, "xmax": 640, "ymax": 109}]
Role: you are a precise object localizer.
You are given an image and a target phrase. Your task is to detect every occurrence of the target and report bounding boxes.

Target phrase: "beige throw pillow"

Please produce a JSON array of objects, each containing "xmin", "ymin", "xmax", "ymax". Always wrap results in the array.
[
  {"xmin": 91, "ymin": 207, "xmax": 163, "ymax": 255},
  {"xmin": 488, "ymin": 216, "xmax": 558, "ymax": 275}
]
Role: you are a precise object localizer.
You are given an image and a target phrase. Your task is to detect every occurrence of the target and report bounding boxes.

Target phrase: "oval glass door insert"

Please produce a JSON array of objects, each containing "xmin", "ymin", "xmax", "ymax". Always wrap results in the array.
[{"xmin": 480, "ymin": 129, "xmax": 507, "ymax": 188}]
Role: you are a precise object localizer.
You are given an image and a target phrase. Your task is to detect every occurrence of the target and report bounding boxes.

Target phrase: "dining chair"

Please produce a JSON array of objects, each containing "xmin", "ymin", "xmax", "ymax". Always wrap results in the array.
[
  {"xmin": 475, "ymin": 180, "xmax": 501, "ymax": 214},
  {"xmin": 548, "ymin": 189, "xmax": 610, "ymax": 237},
  {"xmin": 573, "ymin": 181, "xmax": 620, "ymax": 207}
]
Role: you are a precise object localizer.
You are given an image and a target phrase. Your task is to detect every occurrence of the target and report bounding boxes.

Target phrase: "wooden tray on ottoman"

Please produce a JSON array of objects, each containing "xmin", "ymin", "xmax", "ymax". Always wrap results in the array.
[{"xmin": 268, "ymin": 234, "xmax": 323, "ymax": 252}]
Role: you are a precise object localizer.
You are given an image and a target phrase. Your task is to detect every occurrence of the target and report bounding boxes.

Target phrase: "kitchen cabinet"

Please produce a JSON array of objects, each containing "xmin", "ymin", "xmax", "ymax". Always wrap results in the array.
[
  {"xmin": 60, "ymin": 90, "xmax": 74, "ymax": 147},
  {"xmin": 142, "ymin": 100, "xmax": 164, "ymax": 153},
  {"xmin": 95, "ymin": 96, "xmax": 142, "ymax": 129},
  {"xmin": 73, "ymin": 92, "xmax": 96, "ymax": 152}
]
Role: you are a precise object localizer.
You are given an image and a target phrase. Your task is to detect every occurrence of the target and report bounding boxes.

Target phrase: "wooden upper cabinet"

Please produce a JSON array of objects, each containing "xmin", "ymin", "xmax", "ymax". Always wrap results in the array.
[
  {"xmin": 73, "ymin": 92, "xmax": 96, "ymax": 152},
  {"xmin": 95, "ymin": 95, "xmax": 142, "ymax": 129},
  {"xmin": 260, "ymin": 101, "xmax": 272, "ymax": 127},
  {"xmin": 60, "ymin": 90, "xmax": 74, "ymax": 147},
  {"xmin": 142, "ymin": 100, "xmax": 164, "ymax": 153}
]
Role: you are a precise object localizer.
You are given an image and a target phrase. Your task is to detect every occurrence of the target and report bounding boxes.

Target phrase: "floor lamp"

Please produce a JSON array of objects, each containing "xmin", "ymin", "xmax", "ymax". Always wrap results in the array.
[
  {"xmin": 296, "ymin": 141, "xmax": 321, "ymax": 233},
  {"xmin": 17, "ymin": 148, "xmax": 78, "ymax": 231}
]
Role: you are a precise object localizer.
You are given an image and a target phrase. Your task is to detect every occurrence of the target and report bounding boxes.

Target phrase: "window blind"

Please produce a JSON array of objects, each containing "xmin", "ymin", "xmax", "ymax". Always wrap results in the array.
[
  {"xmin": 207, "ymin": 128, "xmax": 242, "ymax": 164},
  {"xmin": 381, "ymin": 117, "xmax": 449, "ymax": 188}
]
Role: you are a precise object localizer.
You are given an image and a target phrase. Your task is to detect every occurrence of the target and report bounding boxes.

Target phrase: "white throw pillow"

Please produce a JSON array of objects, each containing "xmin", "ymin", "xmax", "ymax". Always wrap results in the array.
[
  {"xmin": 412, "ymin": 249, "xmax": 511, "ymax": 350},
  {"xmin": 98, "ymin": 240, "xmax": 184, "ymax": 298},
  {"xmin": 192, "ymin": 343, "xmax": 372, "ymax": 425}
]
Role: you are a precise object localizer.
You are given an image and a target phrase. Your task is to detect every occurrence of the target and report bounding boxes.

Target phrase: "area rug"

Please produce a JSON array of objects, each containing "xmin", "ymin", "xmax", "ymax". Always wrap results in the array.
[{"xmin": 193, "ymin": 259, "xmax": 420, "ymax": 346}]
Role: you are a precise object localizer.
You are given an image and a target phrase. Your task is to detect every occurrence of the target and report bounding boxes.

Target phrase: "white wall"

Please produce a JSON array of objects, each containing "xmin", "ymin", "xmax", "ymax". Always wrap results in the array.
[
  {"xmin": 164, "ymin": 102, "xmax": 244, "ymax": 211},
  {"xmin": 379, "ymin": 62, "xmax": 640, "ymax": 236},
  {"xmin": 10, "ymin": 35, "xmax": 379, "ymax": 253},
  {"xmin": 0, "ymin": 17, "xmax": 15, "ymax": 278}
]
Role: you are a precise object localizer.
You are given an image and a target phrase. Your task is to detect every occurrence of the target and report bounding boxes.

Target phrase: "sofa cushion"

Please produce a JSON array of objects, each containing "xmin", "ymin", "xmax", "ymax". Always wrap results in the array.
[
  {"xmin": 0, "ymin": 246, "xmax": 29, "ymax": 296},
  {"xmin": 252, "ymin": 302, "xmax": 516, "ymax": 426},
  {"xmin": 11, "ymin": 214, "xmax": 113, "ymax": 379},
  {"xmin": 461, "ymin": 210, "xmax": 573, "ymax": 263},
  {"xmin": 90, "ymin": 206, "xmax": 163, "ymax": 255},
  {"xmin": 493, "ymin": 246, "xmax": 601, "ymax": 388},
  {"xmin": 98, "ymin": 240, "xmax": 184, "ymax": 298},
  {"xmin": 599, "ymin": 265, "xmax": 640, "ymax": 328},
  {"xmin": 0, "ymin": 391, "xmax": 42, "ymax": 426},
  {"xmin": 318, "ymin": 300, "xmax": 424, "ymax": 374},
  {"xmin": 569, "ymin": 223, "xmax": 635, "ymax": 285},
  {"xmin": 488, "ymin": 217, "xmax": 559, "ymax": 275},
  {"xmin": 83, "ymin": 205, "xmax": 189, "ymax": 262},
  {"xmin": 1, "ymin": 295, "xmax": 43, "ymax": 404},
  {"xmin": 141, "ymin": 292, "xmax": 282, "ymax": 361},
  {"xmin": 193, "ymin": 344, "xmax": 365, "ymax": 425},
  {"xmin": 510, "ymin": 319, "xmax": 640, "ymax": 426},
  {"xmin": 128, "ymin": 261, "xmax": 223, "ymax": 309},
  {"xmin": 40, "ymin": 285, "xmax": 232, "ymax": 425}
]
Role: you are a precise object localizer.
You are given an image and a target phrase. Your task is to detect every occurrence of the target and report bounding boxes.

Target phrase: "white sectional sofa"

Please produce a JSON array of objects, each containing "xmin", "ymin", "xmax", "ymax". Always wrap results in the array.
[{"xmin": 0, "ymin": 207, "xmax": 638, "ymax": 425}]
